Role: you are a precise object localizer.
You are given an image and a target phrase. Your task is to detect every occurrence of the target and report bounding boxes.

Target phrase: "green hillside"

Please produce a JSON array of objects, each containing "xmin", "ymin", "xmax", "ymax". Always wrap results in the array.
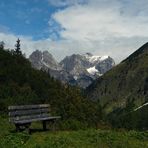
[
  {"xmin": 86, "ymin": 43, "xmax": 148, "ymax": 129},
  {"xmin": 108, "ymin": 103, "xmax": 148, "ymax": 130},
  {"xmin": 0, "ymin": 47, "xmax": 101, "ymax": 129}
]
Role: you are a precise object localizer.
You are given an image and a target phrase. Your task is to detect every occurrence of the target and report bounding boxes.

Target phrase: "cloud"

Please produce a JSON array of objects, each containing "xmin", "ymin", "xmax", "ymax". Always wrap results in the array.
[
  {"xmin": 0, "ymin": 31, "xmax": 147, "ymax": 63},
  {"xmin": 48, "ymin": 0, "xmax": 148, "ymax": 62},
  {"xmin": 0, "ymin": 31, "xmax": 94, "ymax": 60},
  {"xmin": 52, "ymin": 0, "xmax": 148, "ymax": 39},
  {"xmin": 1, "ymin": 0, "xmax": 148, "ymax": 63}
]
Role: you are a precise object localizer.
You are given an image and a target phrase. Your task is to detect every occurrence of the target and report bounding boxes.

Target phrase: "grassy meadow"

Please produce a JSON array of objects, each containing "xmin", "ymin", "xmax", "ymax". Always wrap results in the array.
[{"xmin": 0, "ymin": 116, "xmax": 148, "ymax": 148}]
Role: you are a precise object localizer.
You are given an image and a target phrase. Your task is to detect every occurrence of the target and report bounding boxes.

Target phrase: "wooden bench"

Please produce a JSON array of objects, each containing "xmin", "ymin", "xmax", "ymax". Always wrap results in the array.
[{"xmin": 8, "ymin": 104, "xmax": 60, "ymax": 133}]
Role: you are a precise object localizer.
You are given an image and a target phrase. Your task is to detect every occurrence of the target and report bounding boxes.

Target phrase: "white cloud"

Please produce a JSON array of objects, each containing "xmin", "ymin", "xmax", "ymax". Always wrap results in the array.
[
  {"xmin": 49, "ymin": 0, "xmax": 148, "ymax": 62},
  {"xmin": 1, "ymin": 0, "xmax": 148, "ymax": 63},
  {"xmin": 52, "ymin": 0, "xmax": 148, "ymax": 39},
  {"xmin": 1, "ymin": 31, "xmax": 147, "ymax": 63}
]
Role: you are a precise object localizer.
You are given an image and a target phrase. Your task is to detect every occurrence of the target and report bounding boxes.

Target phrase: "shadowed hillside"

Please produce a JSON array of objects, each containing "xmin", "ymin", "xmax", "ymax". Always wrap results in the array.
[{"xmin": 86, "ymin": 43, "xmax": 148, "ymax": 129}]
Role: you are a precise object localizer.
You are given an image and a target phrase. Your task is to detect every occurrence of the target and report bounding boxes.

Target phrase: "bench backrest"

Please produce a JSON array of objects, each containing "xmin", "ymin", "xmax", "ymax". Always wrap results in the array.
[{"xmin": 8, "ymin": 104, "xmax": 50, "ymax": 123}]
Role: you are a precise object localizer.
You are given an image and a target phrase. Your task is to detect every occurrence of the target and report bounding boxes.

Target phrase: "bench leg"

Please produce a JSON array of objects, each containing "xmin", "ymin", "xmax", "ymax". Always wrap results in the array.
[
  {"xmin": 43, "ymin": 121, "xmax": 47, "ymax": 131},
  {"xmin": 15, "ymin": 124, "xmax": 21, "ymax": 132},
  {"xmin": 25, "ymin": 123, "xmax": 31, "ymax": 134},
  {"xmin": 15, "ymin": 123, "xmax": 31, "ymax": 134}
]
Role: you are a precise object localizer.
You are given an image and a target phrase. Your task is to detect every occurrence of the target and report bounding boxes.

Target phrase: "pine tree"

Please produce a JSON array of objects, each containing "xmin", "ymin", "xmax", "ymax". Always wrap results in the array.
[{"xmin": 15, "ymin": 38, "xmax": 22, "ymax": 55}]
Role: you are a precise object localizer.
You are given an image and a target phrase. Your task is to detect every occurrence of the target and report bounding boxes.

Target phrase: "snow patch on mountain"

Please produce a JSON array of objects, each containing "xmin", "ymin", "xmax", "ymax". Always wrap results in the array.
[
  {"xmin": 87, "ymin": 66, "xmax": 98, "ymax": 75},
  {"xmin": 85, "ymin": 55, "xmax": 109, "ymax": 63},
  {"xmin": 100, "ymin": 55, "xmax": 109, "ymax": 61}
]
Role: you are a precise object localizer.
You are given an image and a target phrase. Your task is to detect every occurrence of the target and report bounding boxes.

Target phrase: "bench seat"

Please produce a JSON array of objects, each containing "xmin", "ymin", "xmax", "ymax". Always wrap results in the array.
[{"xmin": 13, "ymin": 116, "xmax": 61, "ymax": 124}]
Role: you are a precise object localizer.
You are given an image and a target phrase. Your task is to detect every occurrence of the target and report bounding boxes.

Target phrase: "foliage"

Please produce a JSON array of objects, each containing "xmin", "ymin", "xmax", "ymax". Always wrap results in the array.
[{"xmin": 0, "ymin": 47, "xmax": 101, "ymax": 128}]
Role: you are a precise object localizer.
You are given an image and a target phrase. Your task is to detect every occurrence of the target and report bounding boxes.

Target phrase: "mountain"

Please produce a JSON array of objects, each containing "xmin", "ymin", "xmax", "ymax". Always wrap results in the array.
[
  {"xmin": 86, "ymin": 42, "xmax": 148, "ymax": 114},
  {"xmin": 29, "ymin": 50, "xmax": 75, "ymax": 84},
  {"xmin": 0, "ymin": 47, "xmax": 101, "ymax": 129},
  {"xmin": 29, "ymin": 51, "xmax": 115, "ymax": 88},
  {"xmin": 29, "ymin": 50, "xmax": 61, "ymax": 71},
  {"xmin": 86, "ymin": 43, "xmax": 148, "ymax": 130},
  {"xmin": 60, "ymin": 53, "xmax": 115, "ymax": 88}
]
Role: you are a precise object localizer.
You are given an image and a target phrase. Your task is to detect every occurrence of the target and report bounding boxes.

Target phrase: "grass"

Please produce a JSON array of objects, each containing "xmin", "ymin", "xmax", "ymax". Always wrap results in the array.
[{"xmin": 0, "ymin": 116, "xmax": 148, "ymax": 148}]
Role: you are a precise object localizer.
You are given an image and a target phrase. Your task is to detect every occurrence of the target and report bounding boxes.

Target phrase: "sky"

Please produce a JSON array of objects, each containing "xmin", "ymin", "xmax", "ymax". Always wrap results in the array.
[{"xmin": 0, "ymin": 0, "xmax": 148, "ymax": 63}]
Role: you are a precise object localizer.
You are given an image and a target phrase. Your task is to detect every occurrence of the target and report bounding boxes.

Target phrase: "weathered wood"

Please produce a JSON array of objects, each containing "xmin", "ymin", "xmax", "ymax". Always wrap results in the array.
[
  {"xmin": 12, "ymin": 116, "xmax": 61, "ymax": 124},
  {"xmin": 8, "ymin": 104, "xmax": 50, "ymax": 110},
  {"xmin": 9, "ymin": 108, "xmax": 50, "ymax": 117},
  {"xmin": 9, "ymin": 113, "xmax": 49, "ymax": 122},
  {"xmin": 8, "ymin": 104, "xmax": 61, "ymax": 132}
]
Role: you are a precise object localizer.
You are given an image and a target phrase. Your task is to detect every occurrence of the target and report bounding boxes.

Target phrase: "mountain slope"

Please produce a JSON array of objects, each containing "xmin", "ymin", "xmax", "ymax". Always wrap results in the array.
[
  {"xmin": 107, "ymin": 102, "xmax": 148, "ymax": 130},
  {"xmin": 87, "ymin": 43, "xmax": 148, "ymax": 114}
]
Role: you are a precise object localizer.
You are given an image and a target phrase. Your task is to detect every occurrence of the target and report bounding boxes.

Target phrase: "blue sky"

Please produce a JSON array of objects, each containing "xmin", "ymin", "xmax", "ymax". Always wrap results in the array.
[
  {"xmin": 0, "ymin": 0, "xmax": 148, "ymax": 62},
  {"xmin": 0, "ymin": 0, "xmax": 60, "ymax": 40}
]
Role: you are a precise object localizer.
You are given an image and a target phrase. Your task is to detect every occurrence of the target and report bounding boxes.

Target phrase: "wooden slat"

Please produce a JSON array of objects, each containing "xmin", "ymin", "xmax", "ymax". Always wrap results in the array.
[
  {"xmin": 9, "ymin": 108, "xmax": 50, "ymax": 117},
  {"xmin": 10, "ymin": 115, "xmax": 61, "ymax": 124},
  {"xmin": 8, "ymin": 104, "xmax": 50, "ymax": 110},
  {"xmin": 14, "ymin": 116, "xmax": 61, "ymax": 124},
  {"xmin": 9, "ymin": 113, "xmax": 50, "ymax": 122}
]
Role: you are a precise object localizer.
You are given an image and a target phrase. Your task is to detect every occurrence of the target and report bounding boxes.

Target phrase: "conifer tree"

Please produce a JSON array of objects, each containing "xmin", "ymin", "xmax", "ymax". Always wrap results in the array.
[{"xmin": 15, "ymin": 38, "xmax": 22, "ymax": 55}]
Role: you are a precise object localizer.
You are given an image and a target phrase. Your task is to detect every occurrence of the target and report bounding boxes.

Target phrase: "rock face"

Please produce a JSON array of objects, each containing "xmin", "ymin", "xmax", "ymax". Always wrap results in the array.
[
  {"xmin": 60, "ymin": 53, "xmax": 115, "ymax": 87},
  {"xmin": 29, "ymin": 50, "xmax": 61, "ymax": 71},
  {"xmin": 29, "ymin": 50, "xmax": 115, "ymax": 88}
]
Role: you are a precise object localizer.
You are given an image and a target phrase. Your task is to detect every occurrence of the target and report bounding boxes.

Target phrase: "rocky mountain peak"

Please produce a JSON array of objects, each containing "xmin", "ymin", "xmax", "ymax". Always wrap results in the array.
[
  {"xmin": 59, "ymin": 53, "xmax": 115, "ymax": 87},
  {"xmin": 29, "ymin": 50, "xmax": 60, "ymax": 71},
  {"xmin": 29, "ymin": 50, "xmax": 115, "ymax": 88}
]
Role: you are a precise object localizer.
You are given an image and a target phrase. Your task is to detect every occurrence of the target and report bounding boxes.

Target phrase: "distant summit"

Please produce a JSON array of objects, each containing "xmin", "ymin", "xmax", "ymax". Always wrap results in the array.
[{"xmin": 29, "ymin": 51, "xmax": 115, "ymax": 88}]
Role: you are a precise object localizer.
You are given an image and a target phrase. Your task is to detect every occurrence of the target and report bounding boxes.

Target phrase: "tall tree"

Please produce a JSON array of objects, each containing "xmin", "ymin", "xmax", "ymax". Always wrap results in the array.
[{"xmin": 15, "ymin": 38, "xmax": 22, "ymax": 55}]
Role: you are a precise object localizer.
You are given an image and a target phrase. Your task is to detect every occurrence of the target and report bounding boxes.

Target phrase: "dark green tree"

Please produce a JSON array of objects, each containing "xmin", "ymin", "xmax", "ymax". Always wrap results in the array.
[{"xmin": 15, "ymin": 38, "xmax": 22, "ymax": 55}]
